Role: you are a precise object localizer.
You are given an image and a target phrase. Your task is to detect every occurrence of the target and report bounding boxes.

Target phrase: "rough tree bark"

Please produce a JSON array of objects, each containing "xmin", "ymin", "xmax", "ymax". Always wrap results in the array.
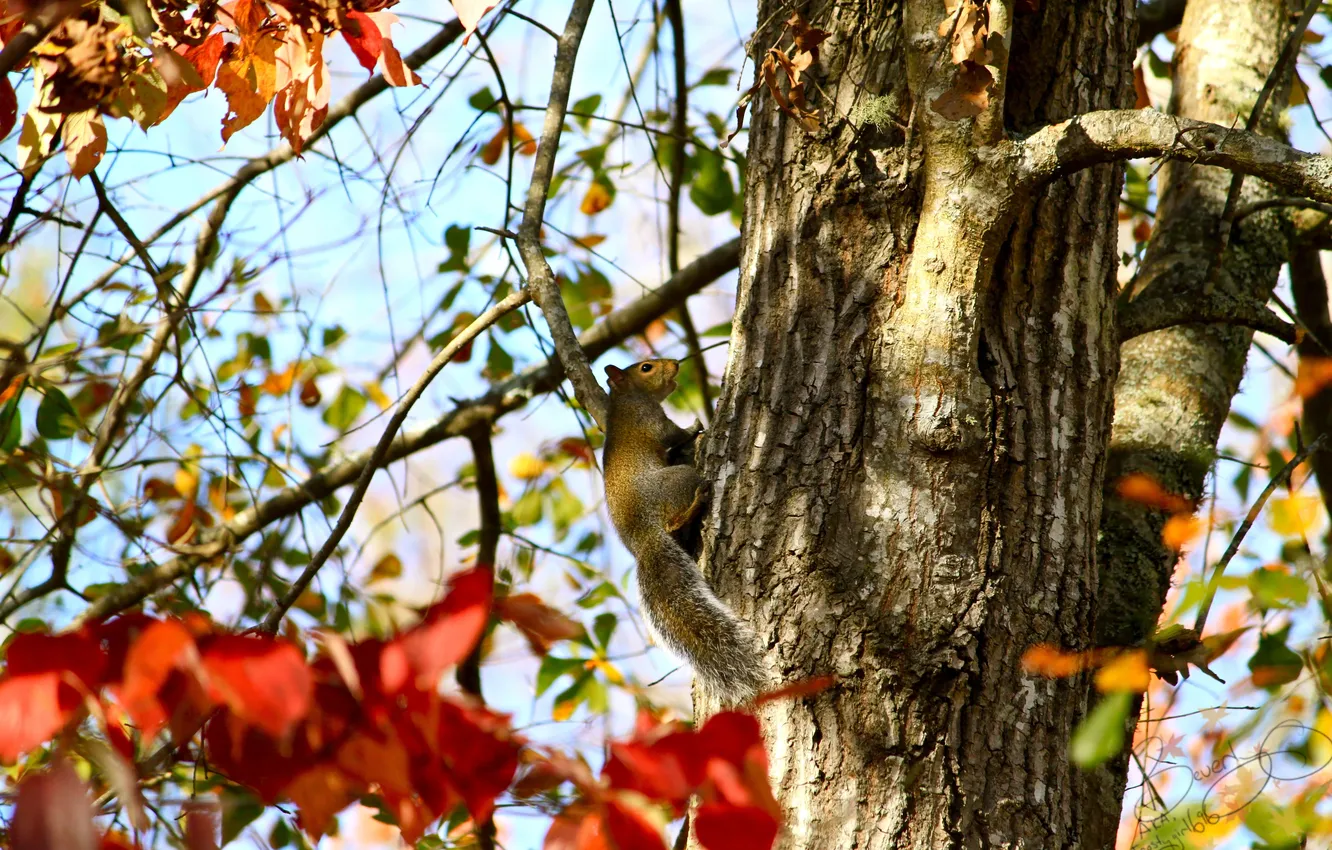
[{"xmin": 689, "ymin": 0, "xmax": 1287, "ymax": 846}]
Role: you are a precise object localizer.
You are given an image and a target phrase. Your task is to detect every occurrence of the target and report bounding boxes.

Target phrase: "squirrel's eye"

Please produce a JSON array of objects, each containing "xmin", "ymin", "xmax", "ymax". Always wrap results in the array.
[{"xmin": 640, "ymin": 363, "xmax": 652, "ymax": 373}]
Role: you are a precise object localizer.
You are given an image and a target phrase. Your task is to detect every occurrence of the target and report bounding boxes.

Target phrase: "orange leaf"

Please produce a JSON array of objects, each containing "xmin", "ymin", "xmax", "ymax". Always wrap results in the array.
[
  {"xmin": 237, "ymin": 382, "xmax": 256, "ymax": 418},
  {"xmin": 284, "ymin": 764, "xmax": 362, "ymax": 839},
  {"xmin": 1020, "ymin": 644, "xmax": 1099, "ymax": 678},
  {"xmin": 364, "ymin": 12, "xmax": 420, "ymax": 87},
  {"xmin": 143, "ymin": 478, "xmax": 180, "ymax": 501},
  {"xmin": 167, "ymin": 501, "xmax": 198, "ymax": 543},
  {"xmin": 299, "ymin": 376, "xmax": 320, "ymax": 407},
  {"xmin": 1161, "ymin": 513, "xmax": 1200, "ymax": 551},
  {"xmin": 118, "ymin": 619, "xmax": 199, "ymax": 738},
  {"xmin": 479, "ymin": 124, "xmax": 505, "ymax": 165},
  {"xmin": 513, "ymin": 121, "xmax": 537, "ymax": 155},
  {"xmin": 262, "ymin": 362, "xmax": 297, "ymax": 395},
  {"xmin": 1296, "ymin": 357, "xmax": 1332, "ymax": 398},
  {"xmin": 1114, "ymin": 472, "xmax": 1192, "ymax": 513},
  {"xmin": 1094, "ymin": 649, "xmax": 1150, "ymax": 693}
]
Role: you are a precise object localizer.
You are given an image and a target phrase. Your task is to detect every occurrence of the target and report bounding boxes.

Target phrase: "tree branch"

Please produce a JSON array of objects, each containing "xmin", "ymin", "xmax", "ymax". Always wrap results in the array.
[
  {"xmin": 68, "ymin": 237, "xmax": 739, "ymax": 626},
  {"xmin": 1118, "ymin": 289, "xmax": 1297, "ymax": 343},
  {"xmin": 257, "ymin": 288, "xmax": 531, "ymax": 635},
  {"xmin": 1017, "ymin": 109, "xmax": 1332, "ymax": 204},
  {"xmin": 1291, "ymin": 248, "xmax": 1332, "ymax": 546},
  {"xmin": 0, "ymin": 0, "xmax": 80, "ymax": 77},
  {"xmin": 516, "ymin": 0, "xmax": 608, "ymax": 430}
]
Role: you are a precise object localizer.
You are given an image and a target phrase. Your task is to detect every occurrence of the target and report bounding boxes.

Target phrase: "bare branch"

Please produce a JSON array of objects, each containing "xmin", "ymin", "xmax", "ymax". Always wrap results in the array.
[
  {"xmin": 1017, "ymin": 109, "xmax": 1332, "ymax": 203},
  {"xmin": 1118, "ymin": 289, "xmax": 1297, "ymax": 343},
  {"xmin": 516, "ymin": 0, "xmax": 608, "ymax": 430},
  {"xmin": 258, "ymin": 288, "xmax": 532, "ymax": 635},
  {"xmin": 68, "ymin": 237, "xmax": 738, "ymax": 626}
]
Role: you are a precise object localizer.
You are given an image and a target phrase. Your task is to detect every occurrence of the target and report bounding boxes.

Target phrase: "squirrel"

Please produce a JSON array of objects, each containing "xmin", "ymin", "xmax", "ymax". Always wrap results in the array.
[{"xmin": 602, "ymin": 358, "xmax": 765, "ymax": 705}]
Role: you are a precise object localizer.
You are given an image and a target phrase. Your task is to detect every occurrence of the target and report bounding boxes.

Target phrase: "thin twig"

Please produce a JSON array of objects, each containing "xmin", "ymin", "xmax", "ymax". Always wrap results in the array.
[
  {"xmin": 1193, "ymin": 434, "xmax": 1326, "ymax": 633},
  {"xmin": 663, "ymin": 0, "xmax": 712, "ymax": 424},
  {"xmin": 516, "ymin": 0, "xmax": 608, "ymax": 430},
  {"xmin": 258, "ymin": 288, "xmax": 531, "ymax": 634}
]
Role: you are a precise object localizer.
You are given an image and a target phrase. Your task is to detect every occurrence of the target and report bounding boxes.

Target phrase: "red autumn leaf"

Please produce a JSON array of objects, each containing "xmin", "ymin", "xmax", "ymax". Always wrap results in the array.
[
  {"xmin": 201, "ymin": 634, "xmax": 313, "ymax": 737},
  {"xmin": 604, "ymin": 797, "xmax": 668, "ymax": 850},
  {"xmin": 754, "ymin": 674, "xmax": 837, "ymax": 705},
  {"xmin": 118, "ymin": 618, "xmax": 198, "ymax": 738},
  {"xmin": 6, "ymin": 629, "xmax": 107, "ymax": 690},
  {"xmin": 361, "ymin": 11, "xmax": 419, "ymax": 86},
  {"xmin": 205, "ymin": 711, "xmax": 312, "ymax": 800},
  {"xmin": 382, "ymin": 566, "xmax": 492, "ymax": 691},
  {"xmin": 694, "ymin": 803, "xmax": 780, "ymax": 850},
  {"xmin": 341, "ymin": 10, "xmax": 383, "ymax": 73},
  {"xmin": 157, "ymin": 33, "xmax": 224, "ymax": 124},
  {"xmin": 11, "ymin": 757, "xmax": 99, "ymax": 850},
  {"xmin": 496, "ymin": 592, "xmax": 583, "ymax": 655},
  {"xmin": 604, "ymin": 735, "xmax": 696, "ymax": 812},
  {"xmin": 0, "ymin": 75, "xmax": 16, "ymax": 140},
  {"xmin": 411, "ymin": 696, "xmax": 521, "ymax": 823},
  {"xmin": 0, "ymin": 673, "xmax": 69, "ymax": 762}
]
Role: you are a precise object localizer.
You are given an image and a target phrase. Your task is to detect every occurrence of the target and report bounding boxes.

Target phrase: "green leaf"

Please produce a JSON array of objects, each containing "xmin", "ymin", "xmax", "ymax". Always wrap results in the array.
[
  {"xmin": 548, "ymin": 478, "xmax": 585, "ymax": 539},
  {"xmin": 552, "ymin": 670, "xmax": 593, "ymax": 719},
  {"xmin": 221, "ymin": 790, "xmax": 264, "ymax": 845},
  {"xmin": 322, "ymin": 385, "xmax": 367, "ymax": 430},
  {"xmin": 439, "ymin": 224, "xmax": 471, "ymax": 273},
  {"xmin": 701, "ymin": 320, "xmax": 732, "ymax": 338},
  {"xmin": 694, "ymin": 67, "xmax": 732, "ymax": 87},
  {"xmin": 468, "ymin": 87, "xmax": 498, "ymax": 111},
  {"xmin": 483, "ymin": 337, "xmax": 514, "ymax": 381},
  {"xmin": 571, "ymin": 94, "xmax": 602, "ymax": 130},
  {"xmin": 1248, "ymin": 626, "xmax": 1303, "ymax": 689},
  {"xmin": 36, "ymin": 387, "xmax": 79, "ymax": 439},
  {"xmin": 1243, "ymin": 796, "xmax": 1307, "ymax": 849},
  {"xmin": 511, "ymin": 488, "xmax": 543, "ymax": 527},
  {"xmin": 536, "ymin": 655, "xmax": 585, "ymax": 696},
  {"xmin": 575, "ymin": 580, "xmax": 618, "ymax": 608},
  {"xmin": 592, "ymin": 612, "xmax": 617, "ymax": 648},
  {"xmin": 1070, "ymin": 691, "xmax": 1131, "ymax": 768},
  {"xmin": 576, "ymin": 144, "xmax": 608, "ymax": 173},
  {"xmin": 322, "ymin": 325, "xmax": 347, "ymax": 348},
  {"xmin": 1247, "ymin": 565, "xmax": 1309, "ymax": 611},
  {"xmin": 0, "ymin": 399, "xmax": 20, "ymax": 453},
  {"xmin": 689, "ymin": 151, "xmax": 735, "ymax": 216}
]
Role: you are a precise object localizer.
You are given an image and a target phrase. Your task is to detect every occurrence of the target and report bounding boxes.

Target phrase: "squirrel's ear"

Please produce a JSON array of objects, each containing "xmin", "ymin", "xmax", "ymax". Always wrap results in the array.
[{"xmin": 604, "ymin": 365, "xmax": 624, "ymax": 385}]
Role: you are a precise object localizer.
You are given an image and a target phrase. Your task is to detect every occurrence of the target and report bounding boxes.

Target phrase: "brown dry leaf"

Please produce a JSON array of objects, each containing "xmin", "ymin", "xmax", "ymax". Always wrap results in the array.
[
  {"xmin": 513, "ymin": 121, "xmax": 537, "ymax": 155},
  {"xmin": 299, "ymin": 376, "xmax": 321, "ymax": 407},
  {"xmin": 929, "ymin": 61, "xmax": 993, "ymax": 120},
  {"xmin": 368, "ymin": 553, "xmax": 403, "ymax": 584},
  {"xmin": 32, "ymin": 16, "xmax": 132, "ymax": 114},
  {"xmin": 262, "ymin": 362, "xmax": 298, "ymax": 395},
  {"xmin": 167, "ymin": 501, "xmax": 198, "ymax": 544},
  {"xmin": 237, "ymin": 382, "xmax": 257, "ymax": 418}
]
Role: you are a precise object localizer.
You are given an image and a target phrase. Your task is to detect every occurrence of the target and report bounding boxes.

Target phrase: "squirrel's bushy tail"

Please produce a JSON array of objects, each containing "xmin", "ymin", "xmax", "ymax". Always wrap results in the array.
[{"xmin": 634, "ymin": 530, "xmax": 764, "ymax": 704}]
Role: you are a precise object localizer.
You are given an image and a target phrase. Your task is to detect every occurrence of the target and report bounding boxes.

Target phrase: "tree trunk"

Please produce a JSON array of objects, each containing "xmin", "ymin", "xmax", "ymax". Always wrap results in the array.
[{"xmin": 697, "ymin": 1, "xmax": 1137, "ymax": 846}]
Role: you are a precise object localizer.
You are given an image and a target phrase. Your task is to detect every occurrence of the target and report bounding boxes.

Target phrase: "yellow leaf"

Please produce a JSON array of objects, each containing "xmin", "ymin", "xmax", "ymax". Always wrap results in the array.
[
  {"xmin": 552, "ymin": 698, "xmax": 576, "ymax": 722},
  {"xmin": 1269, "ymin": 494, "xmax": 1322, "ymax": 538},
  {"xmin": 508, "ymin": 452, "xmax": 546, "ymax": 481},
  {"xmin": 368, "ymin": 553, "xmax": 403, "ymax": 584},
  {"xmin": 589, "ymin": 658, "xmax": 624, "ymax": 685},
  {"xmin": 579, "ymin": 182, "xmax": 612, "ymax": 215},
  {"xmin": 1312, "ymin": 708, "xmax": 1332, "ymax": 768},
  {"xmin": 174, "ymin": 468, "xmax": 200, "ymax": 500},
  {"xmin": 363, "ymin": 381, "xmax": 391, "ymax": 412},
  {"xmin": 62, "ymin": 111, "xmax": 107, "ymax": 179},
  {"xmin": 1094, "ymin": 649, "xmax": 1150, "ymax": 693}
]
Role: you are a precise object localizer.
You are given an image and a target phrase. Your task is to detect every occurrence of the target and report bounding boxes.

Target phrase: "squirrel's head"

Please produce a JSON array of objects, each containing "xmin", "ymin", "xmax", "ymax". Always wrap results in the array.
[{"xmin": 605, "ymin": 359, "xmax": 680, "ymax": 400}]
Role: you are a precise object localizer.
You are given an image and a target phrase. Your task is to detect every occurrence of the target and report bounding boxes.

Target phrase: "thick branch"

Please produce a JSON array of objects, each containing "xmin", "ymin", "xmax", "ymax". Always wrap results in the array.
[
  {"xmin": 1118, "ymin": 289, "xmax": 1296, "ymax": 343},
  {"xmin": 1017, "ymin": 109, "xmax": 1332, "ymax": 204},
  {"xmin": 0, "ymin": 0, "xmax": 80, "ymax": 77},
  {"xmin": 1291, "ymin": 248, "xmax": 1332, "ymax": 545},
  {"xmin": 68, "ymin": 238, "xmax": 739, "ymax": 625},
  {"xmin": 516, "ymin": 0, "xmax": 608, "ymax": 430}
]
